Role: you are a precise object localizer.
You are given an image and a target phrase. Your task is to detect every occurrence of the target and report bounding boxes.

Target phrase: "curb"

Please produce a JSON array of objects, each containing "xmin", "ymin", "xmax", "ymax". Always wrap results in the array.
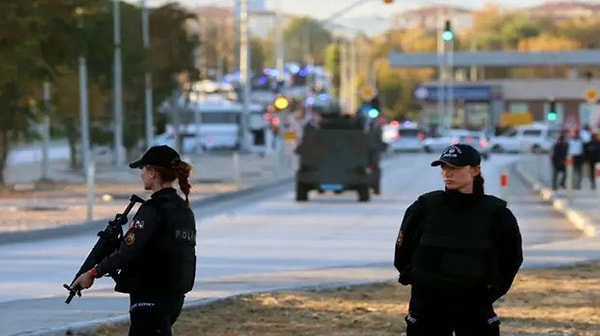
[
  {"xmin": 513, "ymin": 163, "xmax": 598, "ymax": 237},
  {"xmin": 0, "ymin": 176, "xmax": 294, "ymax": 245}
]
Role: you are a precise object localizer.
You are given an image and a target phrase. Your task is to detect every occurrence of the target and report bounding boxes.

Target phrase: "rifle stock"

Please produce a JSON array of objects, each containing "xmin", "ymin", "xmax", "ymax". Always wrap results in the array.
[{"xmin": 64, "ymin": 194, "xmax": 145, "ymax": 304}]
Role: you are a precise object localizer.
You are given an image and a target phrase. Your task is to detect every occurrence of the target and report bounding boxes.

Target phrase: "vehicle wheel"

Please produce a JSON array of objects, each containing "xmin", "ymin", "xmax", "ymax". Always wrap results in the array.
[
  {"xmin": 481, "ymin": 153, "xmax": 490, "ymax": 160},
  {"xmin": 491, "ymin": 144, "xmax": 504, "ymax": 153},
  {"xmin": 358, "ymin": 186, "xmax": 370, "ymax": 202},
  {"xmin": 295, "ymin": 182, "xmax": 309, "ymax": 202},
  {"xmin": 373, "ymin": 181, "xmax": 381, "ymax": 195},
  {"xmin": 424, "ymin": 146, "xmax": 432, "ymax": 153}
]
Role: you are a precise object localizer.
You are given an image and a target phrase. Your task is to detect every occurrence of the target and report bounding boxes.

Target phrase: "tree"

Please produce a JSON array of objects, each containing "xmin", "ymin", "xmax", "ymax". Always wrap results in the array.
[
  {"xmin": 283, "ymin": 17, "xmax": 332, "ymax": 64},
  {"xmin": 324, "ymin": 43, "xmax": 341, "ymax": 96},
  {"xmin": 250, "ymin": 37, "xmax": 266, "ymax": 73},
  {"xmin": 51, "ymin": 66, "xmax": 110, "ymax": 169},
  {"xmin": 0, "ymin": 0, "xmax": 89, "ymax": 184}
]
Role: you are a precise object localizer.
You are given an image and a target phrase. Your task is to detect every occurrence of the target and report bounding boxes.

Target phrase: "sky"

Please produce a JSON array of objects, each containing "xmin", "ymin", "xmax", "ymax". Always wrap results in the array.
[
  {"xmin": 124, "ymin": 0, "xmax": 600, "ymax": 35},
  {"xmin": 130, "ymin": 0, "xmax": 600, "ymax": 20}
]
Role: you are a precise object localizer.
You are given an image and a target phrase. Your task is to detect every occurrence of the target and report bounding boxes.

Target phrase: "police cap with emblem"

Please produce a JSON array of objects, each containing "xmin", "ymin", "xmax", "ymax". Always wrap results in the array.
[
  {"xmin": 431, "ymin": 144, "xmax": 481, "ymax": 167},
  {"xmin": 129, "ymin": 145, "xmax": 181, "ymax": 169}
]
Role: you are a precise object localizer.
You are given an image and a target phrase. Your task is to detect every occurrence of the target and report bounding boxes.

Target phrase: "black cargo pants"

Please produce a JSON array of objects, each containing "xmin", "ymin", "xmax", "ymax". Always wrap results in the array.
[
  {"xmin": 404, "ymin": 305, "xmax": 500, "ymax": 336},
  {"xmin": 128, "ymin": 293, "xmax": 185, "ymax": 336}
]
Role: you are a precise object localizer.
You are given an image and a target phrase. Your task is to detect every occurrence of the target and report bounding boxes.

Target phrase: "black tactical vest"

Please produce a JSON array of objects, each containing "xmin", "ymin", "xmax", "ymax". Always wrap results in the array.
[
  {"xmin": 115, "ymin": 194, "xmax": 197, "ymax": 294},
  {"xmin": 410, "ymin": 191, "xmax": 505, "ymax": 290}
]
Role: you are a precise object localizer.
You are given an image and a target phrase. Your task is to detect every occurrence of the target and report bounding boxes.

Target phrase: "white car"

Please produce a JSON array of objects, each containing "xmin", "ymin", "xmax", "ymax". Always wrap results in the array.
[
  {"xmin": 152, "ymin": 132, "xmax": 201, "ymax": 154},
  {"xmin": 422, "ymin": 129, "xmax": 471, "ymax": 153},
  {"xmin": 388, "ymin": 127, "xmax": 426, "ymax": 152},
  {"xmin": 453, "ymin": 131, "xmax": 491, "ymax": 160},
  {"xmin": 488, "ymin": 124, "xmax": 561, "ymax": 153}
]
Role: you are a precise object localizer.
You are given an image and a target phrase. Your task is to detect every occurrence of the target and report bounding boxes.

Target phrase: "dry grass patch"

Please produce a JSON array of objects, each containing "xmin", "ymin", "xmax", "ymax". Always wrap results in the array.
[{"xmin": 91, "ymin": 262, "xmax": 600, "ymax": 336}]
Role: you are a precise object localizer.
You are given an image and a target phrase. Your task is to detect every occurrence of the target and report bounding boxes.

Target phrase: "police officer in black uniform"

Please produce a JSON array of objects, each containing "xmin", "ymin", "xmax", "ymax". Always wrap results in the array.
[
  {"xmin": 394, "ymin": 144, "xmax": 523, "ymax": 336},
  {"xmin": 70, "ymin": 145, "xmax": 197, "ymax": 336}
]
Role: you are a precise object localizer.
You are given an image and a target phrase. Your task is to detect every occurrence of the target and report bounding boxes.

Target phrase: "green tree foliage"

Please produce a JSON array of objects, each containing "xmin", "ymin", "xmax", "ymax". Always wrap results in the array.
[
  {"xmin": 0, "ymin": 0, "xmax": 200, "ymax": 184},
  {"xmin": 283, "ymin": 17, "xmax": 332, "ymax": 65},
  {"xmin": 324, "ymin": 44, "xmax": 341, "ymax": 96}
]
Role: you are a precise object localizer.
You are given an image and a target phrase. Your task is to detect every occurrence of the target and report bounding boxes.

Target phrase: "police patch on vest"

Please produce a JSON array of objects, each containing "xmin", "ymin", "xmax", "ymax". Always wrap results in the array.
[
  {"xmin": 125, "ymin": 232, "xmax": 136, "ymax": 245},
  {"xmin": 129, "ymin": 219, "xmax": 144, "ymax": 229},
  {"xmin": 175, "ymin": 229, "xmax": 196, "ymax": 242}
]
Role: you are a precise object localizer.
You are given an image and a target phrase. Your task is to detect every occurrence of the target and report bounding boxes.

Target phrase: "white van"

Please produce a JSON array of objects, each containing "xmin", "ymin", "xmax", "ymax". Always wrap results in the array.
[{"xmin": 488, "ymin": 123, "xmax": 562, "ymax": 153}]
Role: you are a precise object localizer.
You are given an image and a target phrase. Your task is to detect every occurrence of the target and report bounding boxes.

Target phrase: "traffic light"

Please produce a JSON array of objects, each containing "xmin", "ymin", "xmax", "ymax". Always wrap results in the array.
[
  {"xmin": 442, "ymin": 20, "xmax": 454, "ymax": 42},
  {"xmin": 547, "ymin": 100, "xmax": 558, "ymax": 122},
  {"xmin": 368, "ymin": 107, "xmax": 380, "ymax": 119},
  {"xmin": 367, "ymin": 95, "xmax": 381, "ymax": 119},
  {"xmin": 383, "ymin": 0, "xmax": 393, "ymax": 3},
  {"xmin": 273, "ymin": 95, "xmax": 290, "ymax": 111}
]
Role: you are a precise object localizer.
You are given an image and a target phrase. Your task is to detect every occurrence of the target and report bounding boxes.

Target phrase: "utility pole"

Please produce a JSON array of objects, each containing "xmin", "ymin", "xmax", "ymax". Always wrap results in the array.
[
  {"xmin": 274, "ymin": 0, "xmax": 285, "ymax": 85},
  {"xmin": 76, "ymin": 9, "xmax": 92, "ymax": 175},
  {"xmin": 436, "ymin": 8, "xmax": 445, "ymax": 132},
  {"xmin": 349, "ymin": 37, "xmax": 358, "ymax": 114},
  {"xmin": 233, "ymin": 0, "xmax": 241, "ymax": 71},
  {"xmin": 238, "ymin": 0, "xmax": 251, "ymax": 151},
  {"xmin": 141, "ymin": 0, "xmax": 154, "ymax": 149},
  {"xmin": 443, "ymin": 19, "xmax": 455, "ymax": 130},
  {"xmin": 41, "ymin": 82, "xmax": 51, "ymax": 181},
  {"xmin": 171, "ymin": 75, "xmax": 183, "ymax": 154},
  {"xmin": 113, "ymin": 0, "xmax": 125, "ymax": 165},
  {"xmin": 339, "ymin": 41, "xmax": 347, "ymax": 108}
]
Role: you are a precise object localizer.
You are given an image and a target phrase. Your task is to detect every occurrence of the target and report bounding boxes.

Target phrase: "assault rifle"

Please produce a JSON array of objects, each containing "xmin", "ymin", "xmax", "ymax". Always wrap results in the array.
[{"xmin": 63, "ymin": 194, "xmax": 145, "ymax": 304}]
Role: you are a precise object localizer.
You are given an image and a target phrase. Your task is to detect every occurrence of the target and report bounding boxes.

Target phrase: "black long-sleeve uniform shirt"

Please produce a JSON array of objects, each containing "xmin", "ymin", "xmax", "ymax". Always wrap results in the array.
[
  {"xmin": 94, "ymin": 188, "xmax": 171, "ymax": 278},
  {"xmin": 394, "ymin": 190, "xmax": 523, "ymax": 303}
]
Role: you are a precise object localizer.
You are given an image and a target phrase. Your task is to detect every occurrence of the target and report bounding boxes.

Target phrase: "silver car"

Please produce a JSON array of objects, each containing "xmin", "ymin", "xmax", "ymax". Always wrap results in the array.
[
  {"xmin": 388, "ymin": 127, "xmax": 426, "ymax": 152},
  {"xmin": 453, "ymin": 132, "xmax": 491, "ymax": 160}
]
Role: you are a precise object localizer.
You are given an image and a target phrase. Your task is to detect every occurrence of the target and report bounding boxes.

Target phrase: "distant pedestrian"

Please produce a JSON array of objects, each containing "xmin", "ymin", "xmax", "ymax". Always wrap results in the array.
[
  {"xmin": 585, "ymin": 132, "xmax": 600, "ymax": 189},
  {"xmin": 568, "ymin": 129, "xmax": 584, "ymax": 189},
  {"xmin": 394, "ymin": 144, "xmax": 523, "ymax": 336},
  {"xmin": 551, "ymin": 132, "xmax": 569, "ymax": 190}
]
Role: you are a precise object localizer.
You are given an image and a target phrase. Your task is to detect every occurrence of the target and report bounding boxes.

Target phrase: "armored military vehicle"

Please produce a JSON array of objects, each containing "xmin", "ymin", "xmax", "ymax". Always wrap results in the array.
[{"xmin": 294, "ymin": 104, "xmax": 385, "ymax": 202}]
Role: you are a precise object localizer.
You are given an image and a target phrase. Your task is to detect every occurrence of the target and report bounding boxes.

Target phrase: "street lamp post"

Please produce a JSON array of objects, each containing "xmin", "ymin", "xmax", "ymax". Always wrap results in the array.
[
  {"xmin": 275, "ymin": 0, "xmax": 285, "ymax": 84},
  {"xmin": 141, "ymin": 0, "xmax": 154, "ymax": 149},
  {"xmin": 76, "ymin": 8, "xmax": 92, "ymax": 176},
  {"xmin": 113, "ymin": 0, "xmax": 125, "ymax": 165},
  {"xmin": 238, "ymin": 0, "xmax": 251, "ymax": 151},
  {"xmin": 41, "ymin": 82, "xmax": 51, "ymax": 181}
]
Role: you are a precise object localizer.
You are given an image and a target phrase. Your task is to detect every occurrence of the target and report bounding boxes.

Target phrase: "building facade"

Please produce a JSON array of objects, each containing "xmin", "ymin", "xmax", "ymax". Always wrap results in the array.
[{"xmin": 414, "ymin": 78, "xmax": 600, "ymax": 131}]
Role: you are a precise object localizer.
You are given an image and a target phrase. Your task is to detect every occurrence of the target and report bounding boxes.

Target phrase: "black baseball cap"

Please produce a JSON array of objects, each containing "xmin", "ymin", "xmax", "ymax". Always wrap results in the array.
[
  {"xmin": 129, "ymin": 145, "xmax": 181, "ymax": 169},
  {"xmin": 431, "ymin": 144, "xmax": 481, "ymax": 167}
]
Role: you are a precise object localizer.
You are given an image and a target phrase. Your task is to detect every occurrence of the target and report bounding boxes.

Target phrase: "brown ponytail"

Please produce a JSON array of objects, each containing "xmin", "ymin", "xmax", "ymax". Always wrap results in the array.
[
  {"xmin": 174, "ymin": 160, "xmax": 192, "ymax": 208},
  {"xmin": 474, "ymin": 174, "xmax": 485, "ymax": 195},
  {"xmin": 153, "ymin": 159, "xmax": 193, "ymax": 208}
]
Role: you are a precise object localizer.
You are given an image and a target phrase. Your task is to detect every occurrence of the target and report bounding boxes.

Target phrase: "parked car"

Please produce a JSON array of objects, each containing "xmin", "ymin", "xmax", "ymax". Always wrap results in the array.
[
  {"xmin": 152, "ymin": 132, "xmax": 201, "ymax": 154},
  {"xmin": 422, "ymin": 129, "xmax": 471, "ymax": 153},
  {"xmin": 388, "ymin": 127, "xmax": 426, "ymax": 152},
  {"xmin": 488, "ymin": 124, "xmax": 561, "ymax": 153},
  {"xmin": 452, "ymin": 131, "xmax": 491, "ymax": 160}
]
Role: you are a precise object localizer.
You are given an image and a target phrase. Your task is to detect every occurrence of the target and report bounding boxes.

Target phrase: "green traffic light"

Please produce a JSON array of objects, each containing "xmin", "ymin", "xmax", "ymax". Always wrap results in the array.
[
  {"xmin": 547, "ymin": 112, "xmax": 558, "ymax": 121},
  {"xmin": 368, "ymin": 108, "xmax": 380, "ymax": 119},
  {"xmin": 442, "ymin": 30, "xmax": 454, "ymax": 41}
]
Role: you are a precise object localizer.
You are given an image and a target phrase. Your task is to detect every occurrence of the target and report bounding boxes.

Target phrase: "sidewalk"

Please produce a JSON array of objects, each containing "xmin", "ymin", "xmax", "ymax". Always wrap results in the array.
[
  {"xmin": 515, "ymin": 152, "xmax": 600, "ymax": 237},
  {"xmin": 0, "ymin": 151, "xmax": 294, "ymax": 241}
]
